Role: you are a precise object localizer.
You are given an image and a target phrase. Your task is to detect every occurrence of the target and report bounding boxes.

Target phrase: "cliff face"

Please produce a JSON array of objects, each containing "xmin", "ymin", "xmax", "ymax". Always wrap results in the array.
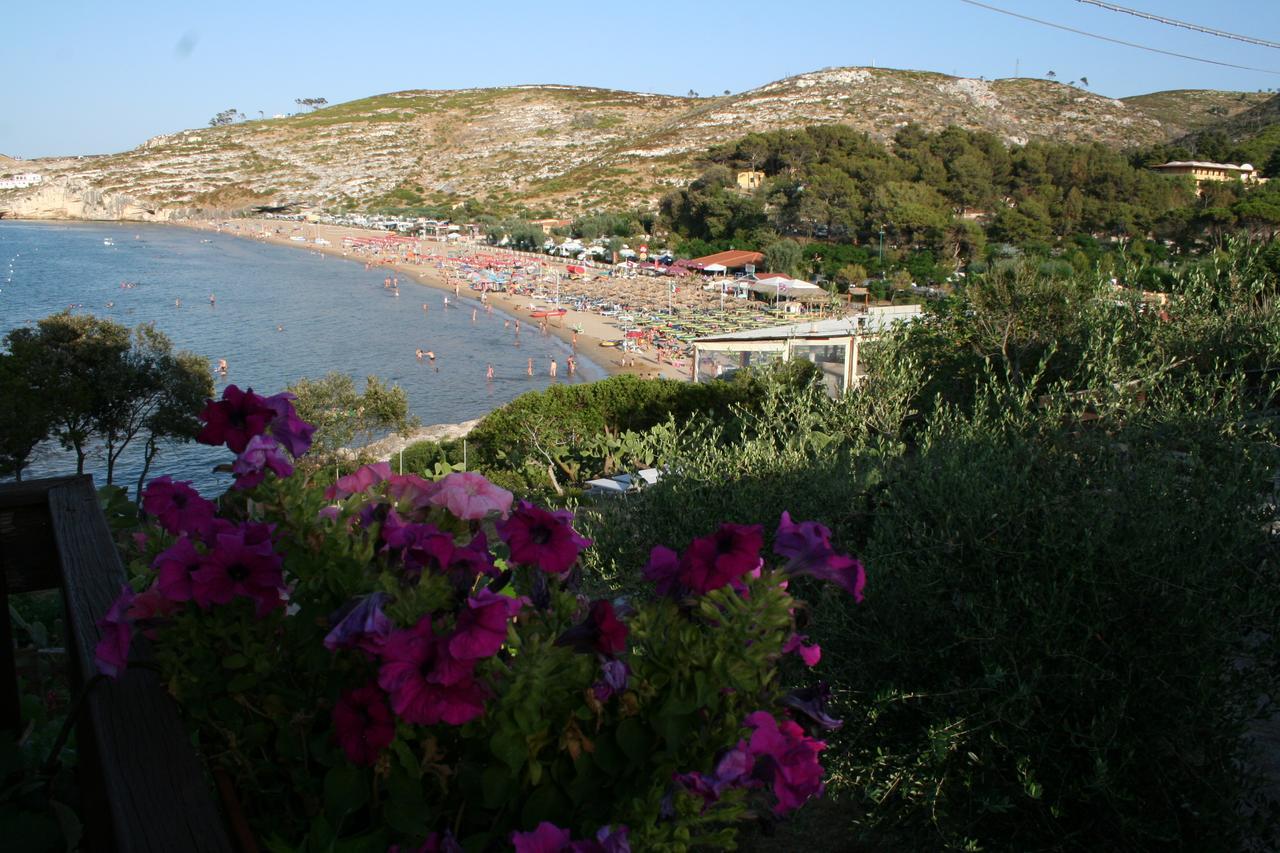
[
  {"xmin": 4, "ymin": 68, "xmax": 1265, "ymax": 219},
  {"xmin": 0, "ymin": 178, "xmax": 179, "ymax": 221}
]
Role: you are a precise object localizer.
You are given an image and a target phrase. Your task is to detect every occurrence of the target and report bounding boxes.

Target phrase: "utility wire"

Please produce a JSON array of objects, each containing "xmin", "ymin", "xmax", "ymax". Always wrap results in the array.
[
  {"xmin": 1074, "ymin": 1, "xmax": 1280, "ymax": 51},
  {"xmin": 958, "ymin": 0, "xmax": 1280, "ymax": 75}
]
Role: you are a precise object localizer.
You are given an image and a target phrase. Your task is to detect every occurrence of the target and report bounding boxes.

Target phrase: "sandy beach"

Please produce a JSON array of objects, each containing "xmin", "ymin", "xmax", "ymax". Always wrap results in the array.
[{"xmin": 174, "ymin": 217, "xmax": 694, "ymax": 381}]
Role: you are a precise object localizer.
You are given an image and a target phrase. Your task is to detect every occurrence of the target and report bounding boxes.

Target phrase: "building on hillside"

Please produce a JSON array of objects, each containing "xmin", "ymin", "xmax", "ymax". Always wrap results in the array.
[
  {"xmin": 692, "ymin": 306, "xmax": 922, "ymax": 396},
  {"xmin": 0, "ymin": 173, "xmax": 43, "ymax": 190},
  {"xmin": 1149, "ymin": 161, "xmax": 1265, "ymax": 187},
  {"xmin": 530, "ymin": 218, "xmax": 572, "ymax": 235},
  {"xmin": 736, "ymin": 170, "xmax": 766, "ymax": 191}
]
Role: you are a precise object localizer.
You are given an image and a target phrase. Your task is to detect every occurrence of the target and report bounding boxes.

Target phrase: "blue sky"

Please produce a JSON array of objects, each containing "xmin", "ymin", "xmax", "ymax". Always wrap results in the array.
[{"xmin": 2, "ymin": 0, "xmax": 1277, "ymax": 158}]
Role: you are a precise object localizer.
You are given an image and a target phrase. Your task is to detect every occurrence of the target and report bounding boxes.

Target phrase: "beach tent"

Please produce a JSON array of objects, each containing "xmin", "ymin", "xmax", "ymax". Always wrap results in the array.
[{"xmin": 703, "ymin": 263, "xmax": 728, "ymax": 273}]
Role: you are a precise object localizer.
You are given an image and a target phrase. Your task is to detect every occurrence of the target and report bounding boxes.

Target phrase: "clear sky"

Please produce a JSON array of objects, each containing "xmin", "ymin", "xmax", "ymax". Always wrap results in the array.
[{"xmin": 2, "ymin": 0, "xmax": 1278, "ymax": 159}]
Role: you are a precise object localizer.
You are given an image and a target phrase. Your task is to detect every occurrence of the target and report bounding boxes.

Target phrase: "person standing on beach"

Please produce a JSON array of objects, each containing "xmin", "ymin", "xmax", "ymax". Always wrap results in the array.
[
  {"xmin": 567, "ymin": 355, "xmax": 576, "ymax": 376},
  {"xmin": 549, "ymin": 359, "xmax": 558, "ymax": 378}
]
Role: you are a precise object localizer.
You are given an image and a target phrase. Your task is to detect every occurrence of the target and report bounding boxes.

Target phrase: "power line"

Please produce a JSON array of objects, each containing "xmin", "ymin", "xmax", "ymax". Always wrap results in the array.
[
  {"xmin": 957, "ymin": 0, "xmax": 1280, "ymax": 75},
  {"xmin": 1074, "ymin": 1, "xmax": 1280, "ymax": 51}
]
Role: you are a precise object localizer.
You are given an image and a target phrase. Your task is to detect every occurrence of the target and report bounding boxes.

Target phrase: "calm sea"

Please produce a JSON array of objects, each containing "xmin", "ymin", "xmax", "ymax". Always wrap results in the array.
[{"xmin": 0, "ymin": 221, "xmax": 602, "ymax": 493}]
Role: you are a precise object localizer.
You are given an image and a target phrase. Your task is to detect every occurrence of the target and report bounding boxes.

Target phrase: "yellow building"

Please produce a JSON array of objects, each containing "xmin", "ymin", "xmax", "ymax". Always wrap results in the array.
[
  {"xmin": 736, "ymin": 170, "xmax": 766, "ymax": 191},
  {"xmin": 1149, "ymin": 160, "xmax": 1262, "ymax": 185}
]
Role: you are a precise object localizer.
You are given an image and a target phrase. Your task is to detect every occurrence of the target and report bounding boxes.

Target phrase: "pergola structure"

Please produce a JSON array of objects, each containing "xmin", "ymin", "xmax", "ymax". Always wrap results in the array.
[{"xmin": 692, "ymin": 306, "xmax": 922, "ymax": 396}]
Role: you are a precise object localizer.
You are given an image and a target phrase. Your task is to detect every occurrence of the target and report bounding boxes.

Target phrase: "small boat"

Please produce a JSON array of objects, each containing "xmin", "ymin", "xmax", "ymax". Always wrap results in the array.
[
  {"xmin": 599, "ymin": 340, "xmax": 620, "ymax": 348},
  {"xmin": 529, "ymin": 308, "xmax": 567, "ymax": 318},
  {"xmin": 103, "ymin": 238, "xmax": 115, "ymax": 246}
]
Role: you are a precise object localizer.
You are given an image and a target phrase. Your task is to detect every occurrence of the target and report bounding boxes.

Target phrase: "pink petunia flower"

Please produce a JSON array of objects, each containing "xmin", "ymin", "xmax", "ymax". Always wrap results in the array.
[
  {"xmin": 153, "ymin": 535, "xmax": 204, "ymax": 601},
  {"xmin": 498, "ymin": 501, "xmax": 592, "ymax": 576},
  {"xmin": 448, "ymin": 588, "xmax": 523, "ymax": 660},
  {"xmin": 430, "ymin": 471, "xmax": 514, "ymax": 520},
  {"xmin": 642, "ymin": 546, "xmax": 681, "ymax": 596},
  {"xmin": 510, "ymin": 822, "xmax": 573, "ymax": 853},
  {"xmin": 743, "ymin": 711, "xmax": 827, "ymax": 815},
  {"xmin": 262, "ymin": 391, "xmax": 315, "ymax": 459},
  {"xmin": 774, "ymin": 512, "xmax": 866, "ymax": 602},
  {"xmin": 782, "ymin": 633, "xmax": 822, "ymax": 667},
  {"xmin": 681, "ymin": 523, "xmax": 763, "ymax": 595},
  {"xmin": 125, "ymin": 583, "xmax": 180, "ymax": 639},
  {"xmin": 141, "ymin": 476, "xmax": 217, "ymax": 538},
  {"xmin": 94, "ymin": 585, "xmax": 136, "ymax": 679},
  {"xmin": 331, "ymin": 683, "xmax": 396, "ymax": 766},
  {"xmin": 386, "ymin": 472, "xmax": 442, "ymax": 514},
  {"xmin": 377, "ymin": 617, "xmax": 489, "ymax": 725},
  {"xmin": 190, "ymin": 522, "xmax": 284, "ymax": 618},
  {"xmin": 555, "ymin": 600, "xmax": 628, "ymax": 657},
  {"xmin": 231, "ymin": 434, "xmax": 294, "ymax": 490},
  {"xmin": 324, "ymin": 461, "xmax": 392, "ymax": 501},
  {"xmin": 196, "ymin": 385, "xmax": 276, "ymax": 454}
]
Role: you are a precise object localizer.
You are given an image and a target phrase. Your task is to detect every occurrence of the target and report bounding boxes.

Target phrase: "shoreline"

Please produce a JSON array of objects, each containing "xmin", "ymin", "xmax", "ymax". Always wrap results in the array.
[{"xmin": 170, "ymin": 217, "xmax": 691, "ymax": 382}]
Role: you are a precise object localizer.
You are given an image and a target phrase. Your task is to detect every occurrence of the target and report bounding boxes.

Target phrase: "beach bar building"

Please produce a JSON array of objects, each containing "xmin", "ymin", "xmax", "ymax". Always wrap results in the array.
[{"xmin": 691, "ymin": 306, "xmax": 922, "ymax": 396}]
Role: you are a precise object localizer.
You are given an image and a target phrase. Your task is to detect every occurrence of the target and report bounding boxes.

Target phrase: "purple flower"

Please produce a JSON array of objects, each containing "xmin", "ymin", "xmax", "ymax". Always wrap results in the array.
[
  {"xmin": 782, "ymin": 633, "xmax": 822, "ymax": 667},
  {"xmin": 141, "ymin": 476, "xmax": 217, "ymax": 538},
  {"xmin": 498, "ymin": 501, "xmax": 592, "ymax": 576},
  {"xmin": 682, "ymin": 523, "xmax": 763, "ymax": 595},
  {"xmin": 782, "ymin": 683, "xmax": 844, "ymax": 732},
  {"xmin": 511, "ymin": 823, "xmax": 573, "ymax": 853},
  {"xmin": 94, "ymin": 585, "xmax": 136, "ymax": 679},
  {"xmin": 332, "ymin": 683, "xmax": 395, "ymax": 766},
  {"xmin": 377, "ymin": 617, "xmax": 488, "ymax": 726},
  {"xmin": 197, "ymin": 385, "xmax": 276, "ymax": 454},
  {"xmin": 153, "ymin": 535, "xmax": 204, "ymax": 601},
  {"xmin": 232, "ymin": 433, "xmax": 294, "ymax": 489},
  {"xmin": 190, "ymin": 521, "xmax": 284, "ymax": 618},
  {"xmin": 642, "ymin": 546, "xmax": 681, "ymax": 596},
  {"xmin": 448, "ymin": 589, "xmax": 523, "ymax": 660},
  {"xmin": 324, "ymin": 592, "xmax": 394, "ymax": 654},
  {"xmin": 592, "ymin": 659, "xmax": 629, "ymax": 702},
  {"xmin": 262, "ymin": 391, "xmax": 315, "ymax": 458},
  {"xmin": 774, "ymin": 512, "xmax": 866, "ymax": 602},
  {"xmin": 581, "ymin": 826, "xmax": 630, "ymax": 853}
]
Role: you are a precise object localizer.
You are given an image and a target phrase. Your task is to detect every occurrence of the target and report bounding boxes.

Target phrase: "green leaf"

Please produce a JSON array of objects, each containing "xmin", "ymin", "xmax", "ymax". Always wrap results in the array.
[
  {"xmin": 481, "ymin": 765, "xmax": 514, "ymax": 810},
  {"xmin": 222, "ymin": 654, "xmax": 249, "ymax": 670},
  {"xmin": 520, "ymin": 783, "xmax": 568, "ymax": 827},
  {"xmin": 490, "ymin": 729, "xmax": 526, "ymax": 773},
  {"xmin": 323, "ymin": 766, "xmax": 368, "ymax": 820},
  {"xmin": 615, "ymin": 717, "xmax": 651, "ymax": 765}
]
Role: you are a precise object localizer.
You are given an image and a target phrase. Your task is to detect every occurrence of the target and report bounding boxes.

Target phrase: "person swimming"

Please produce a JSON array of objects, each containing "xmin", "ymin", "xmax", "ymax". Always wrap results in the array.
[
  {"xmin": 416, "ymin": 348, "xmax": 425, "ymax": 359},
  {"xmin": 217, "ymin": 358, "xmax": 228, "ymax": 375},
  {"xmin": 486, "ymin": 363, "xmax": 494, "ymax": 381},
  {"xmin": 209, "ymin": 293, "xmax": 216, "ymax": 305}
]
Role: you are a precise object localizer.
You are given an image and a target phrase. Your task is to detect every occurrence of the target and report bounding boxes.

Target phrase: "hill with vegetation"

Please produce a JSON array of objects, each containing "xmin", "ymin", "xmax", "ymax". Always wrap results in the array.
[{"xmin": 0, "ymin": 68, "xmax": 1268, "ymax": 220}]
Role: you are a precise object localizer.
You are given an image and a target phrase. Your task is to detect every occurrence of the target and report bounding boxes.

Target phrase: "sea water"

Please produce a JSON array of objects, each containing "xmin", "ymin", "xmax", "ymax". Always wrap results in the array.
[{"xmin": 0, "ymin": 221, "xmax": 602, "ymax": 492}]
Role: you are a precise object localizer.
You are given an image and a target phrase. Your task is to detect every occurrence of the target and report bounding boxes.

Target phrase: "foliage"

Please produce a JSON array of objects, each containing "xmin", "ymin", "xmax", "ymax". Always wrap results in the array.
[
  {"xmin": 0, "ymin": 313, "xmax": 211, "ymax": 485},
  {"xmin": 95, "ymin": 388, "xmax": 858, "ymax": 849},
  {"xmin": 287, "ymin": 372, "xmax": 419, "ymax": 466}
]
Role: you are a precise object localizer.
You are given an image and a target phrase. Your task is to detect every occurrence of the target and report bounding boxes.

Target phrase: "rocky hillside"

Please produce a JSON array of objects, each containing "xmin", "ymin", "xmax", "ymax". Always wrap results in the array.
[{"xmin": 0, "ymin": 67, "xmax": 1264, "ymax": 220}]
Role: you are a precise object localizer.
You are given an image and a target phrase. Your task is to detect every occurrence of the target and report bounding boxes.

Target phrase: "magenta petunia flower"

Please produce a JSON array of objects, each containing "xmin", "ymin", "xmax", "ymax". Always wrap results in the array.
[
  {"xmin": 743, "ymin": 710, "xmax": 827, "ymax": 815},
  {"xmin": 141, "ymin": 476, "xmax": 217, "ymax": 538},
  {"xmin": 231, "ymin": 433, "xmax": 294, "ymax": 490},
  {"xmin": 324, "ymin": 592, "xmax": 393, "ymax": 654},
  {"xmin": 196, "ymin": 385, "xmax": 276, "ymax": 454},
  {"xmin": 448, "ymin": 588, "xmax": 523, "ymax": 661},
  {"xmin": 782, "ymin": 683, "xmax": 844, "ymax": 732},
  {"xmin": 190, "ymin": 522, "xmax": 284, "ymax": 618},
  {"xmin": 324, "ymin": 461, "xmax": 392, "ymax": 501},
  {"xmin": 331, "ymin": 683, "xmax": 396, "ymax": 766},
  {"xmin": 498, "ymin": 501, "xmax": 592, "ymax": 576},
  {"xmin": 430, "ymin": 471, "xmax": 514, "ymax": 520},
  {"xmin": 774, "ymin": 512, "xmax": 866, "ymax": 602},
  {"xmin": 380, "ymin": 511, "xmax": 455, "ymax": 578},
  {"xmin": 782, "ymin": 633, "xmax": 822, "ymax": 667},
  {"xmin": 386, "ymin": 472, "xmax": 442, "ymax": 514},
  {"xmin": 556, "ymin": 600, "xmax": 628, "ymax": 657},
  {"xmin": 262, "ymin": 391, "xmax": 315, "ymax": 459},
  {"xmin": 153, "ymin": 535, "xmax": 205, "ymax": 601},
  {"xmin": 94, "ymin": 584, "xmax": 136, "ymax": 679},
  {"xmin": 642, "ymin": 546, "xmax": 681, "ymax": 596},
  {"xmin": 681, "ymin": 523, "xmax": 764, "ymax": 595},
  {"xmin": 378, "ymin": 617, "xmax": 489, "ymax": 726},
  {"xmin": 510, "ymin": 822, "xmax": 573, "ymax": 853}
]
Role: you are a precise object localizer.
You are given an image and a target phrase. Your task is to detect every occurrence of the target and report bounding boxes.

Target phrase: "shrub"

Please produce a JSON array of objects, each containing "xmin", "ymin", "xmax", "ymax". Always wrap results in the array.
[{"xmin": 94, "ymin": 385, "xmax": 862, "ymax": 850}]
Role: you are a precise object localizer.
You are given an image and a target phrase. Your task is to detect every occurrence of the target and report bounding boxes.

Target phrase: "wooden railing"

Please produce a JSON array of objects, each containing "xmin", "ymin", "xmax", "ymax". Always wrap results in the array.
[{"xmin": 1, "ymin": 476, "xmax": 233, "ymax": 852}]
